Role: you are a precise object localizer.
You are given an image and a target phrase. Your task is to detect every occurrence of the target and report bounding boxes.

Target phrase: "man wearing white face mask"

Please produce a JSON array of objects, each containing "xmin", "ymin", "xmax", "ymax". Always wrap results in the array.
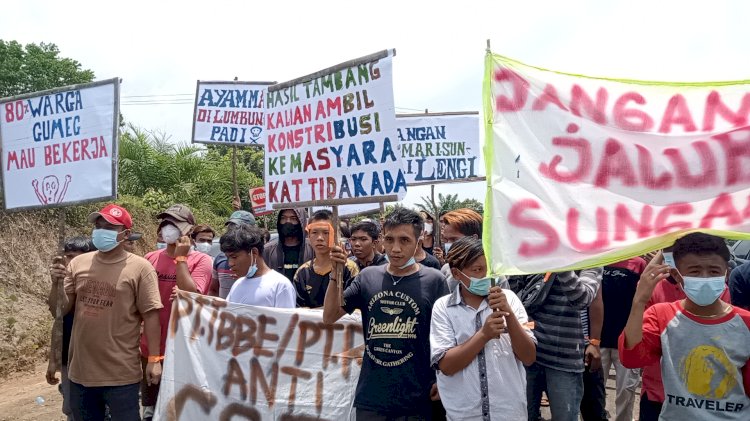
[
  {"xmin": 222, "ymin": 224, "xmax": 296, "ymax": 307},
  {"xmin": 57, "ymin": 204, "xmax": 163, "ymax": 421},
  {"xmin": 324, "ymin": 207, "xmax": 450, "ymax": 420},
  {"xmin": 620, "ymin": 233, "xmax": 750, "ymax": 420},
  {"xmin": 140, "ymin": 204, "xmax": 213, "ymax": 420},
  {"xmin": 419, "ymin": 211, "xmax": 436, "ymax": 255},
  {"xmin": 190, "ymin": 224, "xmax": 216, "ymax": 255}
]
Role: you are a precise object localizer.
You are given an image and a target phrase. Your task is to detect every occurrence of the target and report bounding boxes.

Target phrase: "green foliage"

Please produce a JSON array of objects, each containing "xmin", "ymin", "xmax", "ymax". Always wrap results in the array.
[
  {"xmin": 416, "ymin": 193, "xmax": 463, "ymax": 217},
  {"xmin": 0, "ymin": 40, "xmax": 95, "ymax": 97},
  {"xmin": 458, "ymin": 198, "xmax": 484, "ymax": 214},
  {"xmin": 117, "ymin": 125, "xmax": 264, "ymax": 226}
]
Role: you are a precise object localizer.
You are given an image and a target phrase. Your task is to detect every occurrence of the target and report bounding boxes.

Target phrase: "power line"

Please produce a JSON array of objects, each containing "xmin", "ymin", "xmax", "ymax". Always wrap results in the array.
[
  {"xmin": 120, "ymin": 92, "xmax": 426, "ymax": 110},
  {"xmin": 122, "ymin": 93, "xmax": 193, "ymax": 98}
]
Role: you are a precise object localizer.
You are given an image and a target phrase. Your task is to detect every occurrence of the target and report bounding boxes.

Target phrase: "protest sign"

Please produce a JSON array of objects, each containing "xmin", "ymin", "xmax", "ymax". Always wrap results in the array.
[
  {"xmin": 397, "ymin": 112, "xmax": 483, "ymax": 186},
  {"xmin": 0, "ymin": 79, "xmax": 119, "ymax": 211},
  {"xmin": 264, "ymin": 50, "xmax": 406, "ymax": 208},
  {"xmin": 484, "ymin": 53, "xmax": 750, "ymax": 275},
  {"xmin": 192, "ymin": 81, "xmax": 274, "ymax": 146},
  {"xmin": 249, "ymin": 186, "xmax": 273, "ymax": 216},
  {"xmin": 154, "ymin": 291, "xmax": 364, "ymax": 421}
]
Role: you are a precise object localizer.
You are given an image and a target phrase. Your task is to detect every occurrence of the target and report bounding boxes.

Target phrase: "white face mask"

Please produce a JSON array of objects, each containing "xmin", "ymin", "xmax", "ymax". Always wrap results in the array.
[
  {"xmin": 424, "ymin": 223, "xmax": 433, "ymax": 235},
  {"xmin": 195, "ymin": 242, "xmax": 212, "ymax": 254},
  {"xmin": 161, "ymin": 224, "xmax": 181, "ymax": 245}
]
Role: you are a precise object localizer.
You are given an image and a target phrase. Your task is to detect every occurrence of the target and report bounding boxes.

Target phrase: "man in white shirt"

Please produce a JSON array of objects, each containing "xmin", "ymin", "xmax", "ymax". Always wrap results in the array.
[
  {"xmin": 220, "ymin": 224, "xmax": 296, "ymax": 308},
  {"xmin": 430, "ymin": 236, "xmax": 536, "ymax": 420}
]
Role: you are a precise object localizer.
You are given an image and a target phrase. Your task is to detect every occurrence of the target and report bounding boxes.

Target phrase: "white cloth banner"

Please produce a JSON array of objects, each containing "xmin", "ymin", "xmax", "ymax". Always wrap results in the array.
[
  {"xmin": 397, "ymin": 113, "xmax": 483, "ymax": 185},
  {"xmin": 154, "ymin": 292, "xmax": 364, "ymax": 421},
  {"xmin": 192, "ymin": 81, "xmax": 270, "ymax": 146},
  {"xmin": 264, "ymin": 50, "xmax": 407, "ymax": 207},
  {"xmin": 0, "ymin": 79, "xmax": 118, "ymax": 210},
  {"xmin": 485, "ymin": 53, "xmax": 750, "ymax": 275}
]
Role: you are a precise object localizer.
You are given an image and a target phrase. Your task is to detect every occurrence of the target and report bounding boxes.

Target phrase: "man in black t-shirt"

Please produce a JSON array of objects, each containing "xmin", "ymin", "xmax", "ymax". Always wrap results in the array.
[
  {"xmin": 294, "ymin": 209, "xmax": 360, "ymax": 308},
  {"xmin": 349, "ymin": 220, "xmax": 387, "ymax": 271},
  {"xmin": 324, "ymin": 208, "xmax": 449, "ymax": 420}
]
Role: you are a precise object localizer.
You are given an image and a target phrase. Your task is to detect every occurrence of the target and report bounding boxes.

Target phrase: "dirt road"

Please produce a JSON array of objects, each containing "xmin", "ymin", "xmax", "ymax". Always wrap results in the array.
[
  {"xmin": 0, "ymin": 364, "xmax": 633, "ymax": 421},
  {"xmin": 0, "ymin": 364, "xmax": 66, "ymax": 421}
]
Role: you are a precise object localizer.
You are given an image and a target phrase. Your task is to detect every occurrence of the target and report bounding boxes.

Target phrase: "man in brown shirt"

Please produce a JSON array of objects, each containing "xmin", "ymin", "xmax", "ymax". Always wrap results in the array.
[{"xmin": 52, "ymin": 204, "xmax": 163, "ymax": 421}]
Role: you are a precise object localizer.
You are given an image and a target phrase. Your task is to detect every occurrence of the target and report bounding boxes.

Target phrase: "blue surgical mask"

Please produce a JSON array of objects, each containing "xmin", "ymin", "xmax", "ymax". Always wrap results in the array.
[
  {"xmin": 92, "ymin": 229, "xmax": 121, "ymax": 252},
  {"xmin": 156, "ymin": 242, "xmax": 167, "ymax": 250},
  {"xmin": 385, "ymin": 243, "xmax": 419, "ymax": 270},
  {"xmin": 246, "ymin": 253, "xmax": 258, "ymax": 279},
  {"xmin": 460, "ymin": 270, "xmax": 492, "ymax": 296},
  {"xmin": 398, "ymin": 256, "xmax": 416, "ymax": 270},
  {"xmin": 682, "ymin": 275, "xmax": 726, "ymax": 306},
  {"xmin": 444, "ymin": 242, "xmax": 453, "ymax": 254}
]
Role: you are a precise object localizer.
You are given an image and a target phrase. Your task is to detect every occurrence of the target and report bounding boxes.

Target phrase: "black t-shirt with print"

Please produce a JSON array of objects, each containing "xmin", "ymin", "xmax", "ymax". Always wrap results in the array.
[
  {"xmin": 281, "ymin": 243, "xmax": 301, "ymax": 282},
  {"xmin": 343, "ymin": 264, "xmax": 449, "ymax": 415},
  {"xmin": 293, "ymin": 259, "xmax": 359, "ymax": 308}
]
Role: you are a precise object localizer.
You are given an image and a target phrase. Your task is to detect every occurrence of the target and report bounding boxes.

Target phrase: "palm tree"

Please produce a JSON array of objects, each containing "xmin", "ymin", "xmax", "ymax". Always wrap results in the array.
[
  {"xmin": 117, "ymin": 124, "xmax": 262, "ymax": 217},
  {"xmin": 415, "ymin": 193, "xmax": 463, "ymax": 218}
]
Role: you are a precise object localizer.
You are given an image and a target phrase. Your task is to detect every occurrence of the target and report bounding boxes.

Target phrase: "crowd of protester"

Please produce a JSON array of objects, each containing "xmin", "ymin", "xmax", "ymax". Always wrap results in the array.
[{"xmin": 44, "ymin": 201, "xmax": 750, "ymax": 420}]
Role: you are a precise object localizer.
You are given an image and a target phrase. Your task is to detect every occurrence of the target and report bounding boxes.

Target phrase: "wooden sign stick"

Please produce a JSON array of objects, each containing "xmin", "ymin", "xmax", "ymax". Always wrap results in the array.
[{"xmin": 332, "ymin": 206, "xmax": 345, "ymax": 307}]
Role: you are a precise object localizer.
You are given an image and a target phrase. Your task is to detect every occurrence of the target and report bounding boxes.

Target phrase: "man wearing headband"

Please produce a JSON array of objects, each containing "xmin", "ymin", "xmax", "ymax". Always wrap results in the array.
[{"xmin": 293, "ymin": 209, "xmax": 359, "ymax": 308}]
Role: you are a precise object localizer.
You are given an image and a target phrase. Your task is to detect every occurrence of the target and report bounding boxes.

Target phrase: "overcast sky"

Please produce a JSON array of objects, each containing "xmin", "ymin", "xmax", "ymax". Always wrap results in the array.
[{"xmin": 3, "ymin": 0, "xmax": 749, "ymax": 208}]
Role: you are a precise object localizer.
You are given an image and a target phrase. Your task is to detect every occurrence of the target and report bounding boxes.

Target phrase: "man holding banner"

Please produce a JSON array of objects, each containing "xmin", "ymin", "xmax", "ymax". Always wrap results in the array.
[
  {"xmin": 223, "ymin": 224, "xmax": 296, "ymax": 308},
  {"xmin": 324, "ymin": 207, "xmax": 449, "ymax": 420},
  {"xmin": 484, "ymin": 48, "xmax": 750, "ymax": 421}
]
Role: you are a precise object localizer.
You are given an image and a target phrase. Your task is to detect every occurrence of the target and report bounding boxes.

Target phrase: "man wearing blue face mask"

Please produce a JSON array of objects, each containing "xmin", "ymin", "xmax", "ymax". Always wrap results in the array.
[
  {"xmin": 222, "ymin": 224, "xmax": 296, "ymax": 307},
  {"xmin": 323, "ymin": 207, "xmax": 450, "ymax": 420},
  {"xmin": 620, "ymin": 233, "xmax": 750, "ymax": 420},
  {"xmin": 57, "ymin": 204, "xmax": 163, "ymax": 421},
  {"xmin": 430, "ymin": 236, "xmax": 536, "ymax": 420}
]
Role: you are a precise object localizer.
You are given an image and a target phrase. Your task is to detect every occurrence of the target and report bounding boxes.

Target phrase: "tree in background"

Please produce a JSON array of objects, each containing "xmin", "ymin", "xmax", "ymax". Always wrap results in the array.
[
  {"xmin": 118, "ymin": 125, "xmax": 264, "ymax": 228},
  {"xmin": 0, "ymin": 41, "xmax": 94, "ymax": 97},
  {"xmin": 416, "ymin": 193, "xmax": 461, "ymax": 217},
  {"xmin": 458, "ymin": 198, "xmax": 484, "ymax": 214}
]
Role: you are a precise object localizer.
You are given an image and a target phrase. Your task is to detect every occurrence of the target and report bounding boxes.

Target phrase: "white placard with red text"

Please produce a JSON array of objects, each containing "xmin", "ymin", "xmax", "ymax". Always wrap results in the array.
[{"xmin": 484, "ymin": 53, "xmax": 750, "ymax": 274}]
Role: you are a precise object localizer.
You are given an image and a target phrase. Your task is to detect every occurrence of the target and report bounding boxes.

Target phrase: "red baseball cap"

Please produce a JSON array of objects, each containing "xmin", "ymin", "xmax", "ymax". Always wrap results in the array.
[{"xmin": 88, "ymin": 204, "xmax": 133, "ymax": 229}]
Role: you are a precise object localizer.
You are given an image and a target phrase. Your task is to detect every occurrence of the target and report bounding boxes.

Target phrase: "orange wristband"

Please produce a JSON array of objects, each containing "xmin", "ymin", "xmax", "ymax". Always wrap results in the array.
[
  {"xmin": 147, "ymin": 355, "xmax": 164, "ymax": 363},
  {"xmin": 589, "ymin": 339, "xmax": 601, "ymax": 346},
  {"xmin": 174, "ymin": 256, "xmax": 188, "ymax": 264}
]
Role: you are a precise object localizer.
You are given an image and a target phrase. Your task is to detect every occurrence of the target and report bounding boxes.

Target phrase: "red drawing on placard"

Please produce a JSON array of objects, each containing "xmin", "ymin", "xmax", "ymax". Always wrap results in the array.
[{"xmin": 32, "ymin": 174, "xmax": 72, "ymax": 205}]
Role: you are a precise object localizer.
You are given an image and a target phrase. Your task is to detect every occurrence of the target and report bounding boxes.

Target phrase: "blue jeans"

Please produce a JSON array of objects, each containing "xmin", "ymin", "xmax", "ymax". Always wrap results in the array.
[
  {"xmin": 526, "ymin": 362, "xmax": 584, "ymax": 421},
  {"xmin": 70, "ymin": 381, "xmax": 140, "ymax": 421}
]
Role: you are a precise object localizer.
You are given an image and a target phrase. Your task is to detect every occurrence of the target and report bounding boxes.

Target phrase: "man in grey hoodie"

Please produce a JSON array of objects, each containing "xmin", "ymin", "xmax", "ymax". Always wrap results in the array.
[{"xmin": 263, "ymin": 208, "xmax": 314, "ymax": 283}]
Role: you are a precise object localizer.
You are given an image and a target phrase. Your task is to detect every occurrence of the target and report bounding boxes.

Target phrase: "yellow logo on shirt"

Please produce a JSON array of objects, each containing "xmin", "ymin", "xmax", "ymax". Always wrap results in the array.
[{"xmin": 680, "ymin": 345, "xmax": 738, "ymax": 399}]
